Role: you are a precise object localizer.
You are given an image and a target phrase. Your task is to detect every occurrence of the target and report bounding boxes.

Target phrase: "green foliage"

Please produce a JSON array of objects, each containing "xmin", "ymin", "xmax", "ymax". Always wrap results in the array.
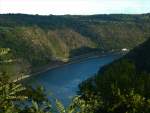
[
  {"xmin": 1, "ymin": 14, "xmax": 150, "ymax": 113},
  {"xmin": 0, "ymin": 47, "xmax": 28, "ymax": 80},
  {"xmin": 71, "ymin": 95, "xmax": 103, "ymax": 113},
  {"xmin": 56, "ymin": 99, "xmax": 66, "ymax": 113},
  {"xmin": 0, "ymin": 76, "xmax": 85, "ymax": 113},
  {"xmin": 0, "ymin": 48, "xmax": 12, "ymax": 63},
  {"xmin": 0, "ymin": 48, "xmax": 10, "ymax": 56},
  {"xmin": 106, "ymin": 87, "xmax": 150, "ymax": 113},
  {"xmin": 0, "ymin": 14, "xmax": 150, "ymax": 75},
  {"xmin": 22, "ymin": 100, "xmax": 51, "ymax": 113},
  {"xmin": 79, "ymin": 39, "xmax": 150, "ymax": 113},
  {"xmin": 25, "ymin": 86, "xmax": 48, "ymax": 103},
  {"xmin": 0, "ymin": 76, "xmax": 27, "ymax": 113},
  {"xmin": 126, "ymin": 38, "xmax": 150, "ymax": 72},
  {"xmin": 55, "ymin": 96, "xmax": 101, "ymax": 113}
]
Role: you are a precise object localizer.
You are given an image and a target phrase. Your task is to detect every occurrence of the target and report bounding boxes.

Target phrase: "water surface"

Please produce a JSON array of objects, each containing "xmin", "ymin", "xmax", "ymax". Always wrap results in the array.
[{"xmin": 24, "ymin": 54, "xmax": 121, "ymax": 105}]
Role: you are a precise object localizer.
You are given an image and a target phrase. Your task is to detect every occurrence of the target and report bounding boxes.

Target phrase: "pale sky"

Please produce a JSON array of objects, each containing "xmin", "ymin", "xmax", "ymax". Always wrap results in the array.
[{"xmin": 0, "ymin": 0, "xmax": 150, "ymax": 15}]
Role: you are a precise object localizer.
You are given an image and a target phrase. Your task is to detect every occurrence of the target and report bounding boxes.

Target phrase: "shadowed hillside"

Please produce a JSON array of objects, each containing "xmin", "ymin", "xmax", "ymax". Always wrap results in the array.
[
  {"xmin": 79, "ymin": 38, "xmax": 150, "ymax": 113},
  {"xmin": 0, "ymin": 14, "xmax": 150, "ymax": 75}
]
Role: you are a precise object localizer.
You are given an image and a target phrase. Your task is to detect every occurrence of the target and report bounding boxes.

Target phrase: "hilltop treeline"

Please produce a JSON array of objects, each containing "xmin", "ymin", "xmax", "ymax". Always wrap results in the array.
[{"xmin": 0, "ymin": 13, "xmax": 150, "ymax": 76}]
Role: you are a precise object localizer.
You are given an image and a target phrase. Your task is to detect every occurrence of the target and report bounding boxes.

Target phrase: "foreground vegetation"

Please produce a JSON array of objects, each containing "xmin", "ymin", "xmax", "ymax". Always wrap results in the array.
[
  {"xmin": 1, "ymin": 39, "xmax": 150, "ymax": 113},
  {"xmin": 1, "ymin": 14, "xmax": 150, "ymax": 113},
  {"xmin": 79, "ymin": 39, "xmax": 150, "ymax": 113},
  {"xmin": 0, "ymin": 48, "xmax": 82, "ymax": 113}
]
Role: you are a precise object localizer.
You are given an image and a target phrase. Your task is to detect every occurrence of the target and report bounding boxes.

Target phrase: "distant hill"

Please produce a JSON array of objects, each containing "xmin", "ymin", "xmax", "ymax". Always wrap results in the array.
[{"xmin": 0, "ymin": 14, "xmax": 150, "ymax": 75}]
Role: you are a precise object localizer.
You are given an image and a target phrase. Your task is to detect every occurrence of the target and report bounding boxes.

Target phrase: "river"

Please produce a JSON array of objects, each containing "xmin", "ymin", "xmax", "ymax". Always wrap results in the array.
[{"xmin": 24, "ymin": 54, "xmax": 122, "ymax": 105}]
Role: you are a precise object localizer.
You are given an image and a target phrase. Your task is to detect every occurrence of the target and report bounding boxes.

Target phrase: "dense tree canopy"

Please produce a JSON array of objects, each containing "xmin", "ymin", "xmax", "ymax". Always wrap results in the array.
[
  {"xmin": 1, "ymin": 14, "xmax": 150, "ymax": 113},
  {"xmin": 79, "ymin": 38, "xmax": 150, "ymax": 113},
  {"xmin": 0, "ymin": 14, "xmax": 150, "ymax": 77}
]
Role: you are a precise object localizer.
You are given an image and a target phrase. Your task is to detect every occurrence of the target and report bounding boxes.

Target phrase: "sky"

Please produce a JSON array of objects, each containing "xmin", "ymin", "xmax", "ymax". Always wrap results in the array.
[{"xmin": 0, "ymin": 0, "xmax": 150, "ymax": 15}]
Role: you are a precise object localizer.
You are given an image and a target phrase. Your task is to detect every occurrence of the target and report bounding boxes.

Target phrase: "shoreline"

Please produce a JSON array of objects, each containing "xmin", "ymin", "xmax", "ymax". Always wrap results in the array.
[{"xmin": 13, "ymin": 51, "xmax": 125, "ymax": 82}]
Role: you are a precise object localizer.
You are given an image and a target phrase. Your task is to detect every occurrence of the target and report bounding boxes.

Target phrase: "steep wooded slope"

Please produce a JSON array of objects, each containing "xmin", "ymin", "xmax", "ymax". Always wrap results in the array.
[
  {"xmin": 79, "ymin": 38, "xmax": 150, "ymax": 113},
  {"xmin": 0, "ymin": 14, "xmax": 150, "ymax": 73}
]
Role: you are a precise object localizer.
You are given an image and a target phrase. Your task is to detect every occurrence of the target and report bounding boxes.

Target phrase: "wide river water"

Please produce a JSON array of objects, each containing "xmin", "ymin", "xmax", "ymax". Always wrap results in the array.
[{"xmin": 24, "ymin": 54, "xmax": 122, "ymax": 105}]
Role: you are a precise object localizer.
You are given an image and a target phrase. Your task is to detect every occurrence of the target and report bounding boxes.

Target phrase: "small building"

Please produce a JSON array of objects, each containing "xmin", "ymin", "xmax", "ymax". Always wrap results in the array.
[{"xmin": 122, "ymin": 48, "xmax": 129, "ymax": 52}]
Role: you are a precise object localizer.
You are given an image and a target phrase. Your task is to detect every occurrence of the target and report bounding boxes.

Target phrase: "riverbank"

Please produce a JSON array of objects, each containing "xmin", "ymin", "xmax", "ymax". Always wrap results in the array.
[
  {"xmin": 22, "ymin": 52, "xmax": 123, "ymax": 105},
  {"xmin": 13, "ymin": 51, "xmax": 126, "ymax": 82}
]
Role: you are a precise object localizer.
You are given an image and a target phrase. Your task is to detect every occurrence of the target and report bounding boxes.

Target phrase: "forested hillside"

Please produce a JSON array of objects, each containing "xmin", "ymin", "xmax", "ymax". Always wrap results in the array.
[
  {"xmin": 1, "ymin": 14, "xmax": 150, "ymax": 113},
  {"xmin": 1, "ymin": 32, "xmax": 150, "ymax": 113},
  {"xmin": 0, "ymin": 14, "xmax": 150, "ymax": 75},
  {"xmin": 79, "ymin": 38, "xmax": 150, "ymax": 113}
]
